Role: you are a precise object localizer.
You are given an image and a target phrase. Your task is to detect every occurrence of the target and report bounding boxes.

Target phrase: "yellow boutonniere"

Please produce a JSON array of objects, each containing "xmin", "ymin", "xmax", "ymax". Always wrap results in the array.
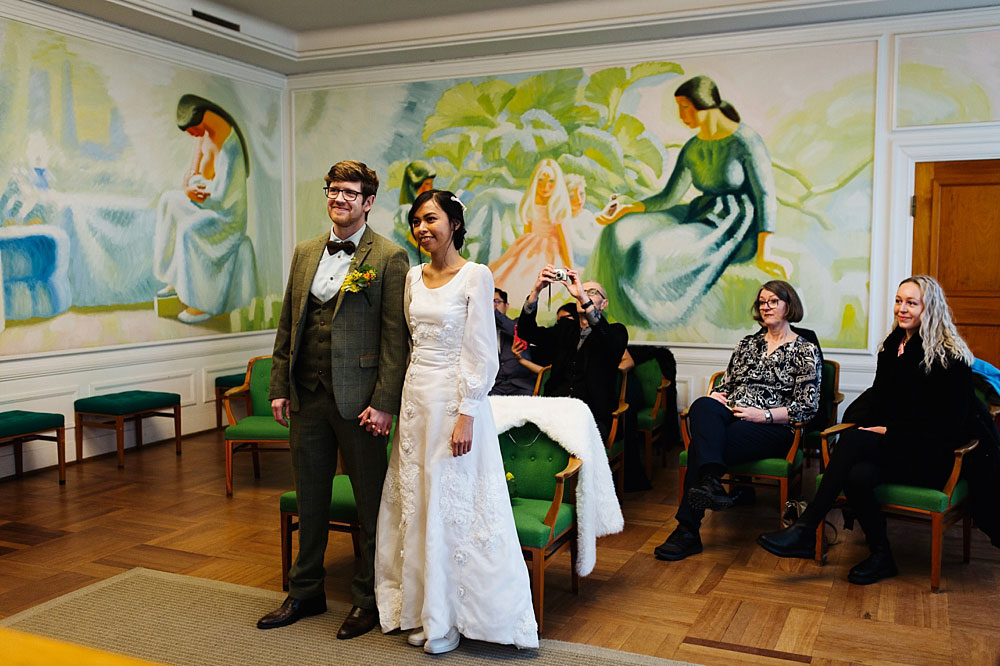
[{"xmin": 342, "ymin": 265, "xmax": 377, "ymax": 293}]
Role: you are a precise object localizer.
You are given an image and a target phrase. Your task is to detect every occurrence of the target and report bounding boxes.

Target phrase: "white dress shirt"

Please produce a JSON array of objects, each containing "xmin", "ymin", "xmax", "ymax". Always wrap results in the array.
[{"xmin": 310, "ymin": 224, "xmax": 366, "ymax": 302}]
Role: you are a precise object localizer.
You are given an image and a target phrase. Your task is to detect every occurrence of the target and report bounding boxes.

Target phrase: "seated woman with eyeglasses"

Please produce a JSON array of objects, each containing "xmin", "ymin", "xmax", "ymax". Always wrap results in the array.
[
  {"xmin": 655, "ymin": 280, "xmax": 820, "ymax": 562},
  {"xmin": 757, "ymin": 275, "xmax": 975, "ymax": 585}
]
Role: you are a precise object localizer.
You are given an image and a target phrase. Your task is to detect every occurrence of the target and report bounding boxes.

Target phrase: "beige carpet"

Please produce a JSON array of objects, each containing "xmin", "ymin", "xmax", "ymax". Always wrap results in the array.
[{"xmin": 0, "ymin": 569, "xmax": 695, "ymax": 665}]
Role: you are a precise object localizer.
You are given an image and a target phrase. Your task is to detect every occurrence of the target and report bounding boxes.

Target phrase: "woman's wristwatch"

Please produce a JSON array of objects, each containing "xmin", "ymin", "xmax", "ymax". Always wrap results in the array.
[{"xmin": 764, "ymin": 409, "xmax": 773, "ymax": 424}]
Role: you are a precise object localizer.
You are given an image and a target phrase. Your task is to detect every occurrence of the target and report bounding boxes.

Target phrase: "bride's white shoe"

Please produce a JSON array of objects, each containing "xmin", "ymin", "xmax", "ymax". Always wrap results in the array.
[
  {"xmin": 406, "ymin": 629, "xmax": 426, "ymax": 647},
  {"xmin": 423, "ymin": 627, "xmax": 460, "ymax": 654}
]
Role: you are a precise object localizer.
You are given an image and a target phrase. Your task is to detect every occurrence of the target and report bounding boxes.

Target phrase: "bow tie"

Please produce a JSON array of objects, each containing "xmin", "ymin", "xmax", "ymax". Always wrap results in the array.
[{"xmin": 327, "ymin": 240, "xmax": 356, "ymax": 255}]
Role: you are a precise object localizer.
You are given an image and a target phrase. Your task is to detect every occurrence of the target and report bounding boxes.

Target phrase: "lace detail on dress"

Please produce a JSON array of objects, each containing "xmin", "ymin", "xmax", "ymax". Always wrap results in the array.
[
  {"xmin": 410, "ymin": 317, "xmax": 463, "ymax": 349},
  {"xmin": 439, "ymin": 462, "xmax": 508, "ymax": 555},
  {"xmin": 514, "ymin": 607, "xmax": 539, "ymax": 647}
]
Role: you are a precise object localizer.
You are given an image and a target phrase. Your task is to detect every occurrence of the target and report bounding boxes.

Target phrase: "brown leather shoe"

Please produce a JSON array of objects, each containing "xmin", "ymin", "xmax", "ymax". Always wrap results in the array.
[
  {"xmin": 256, "ymin": 595, "xmax": 326, "ymax": 629},
  {"xmin": 337, "ymin": 605, "xmax": 379, "ymax": 640}
]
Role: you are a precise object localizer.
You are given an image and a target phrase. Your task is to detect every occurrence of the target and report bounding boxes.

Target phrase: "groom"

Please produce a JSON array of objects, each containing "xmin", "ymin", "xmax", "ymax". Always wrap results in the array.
[{"xmin": 259, "ymin": 160, "xmax": 409, "ymax": 639}]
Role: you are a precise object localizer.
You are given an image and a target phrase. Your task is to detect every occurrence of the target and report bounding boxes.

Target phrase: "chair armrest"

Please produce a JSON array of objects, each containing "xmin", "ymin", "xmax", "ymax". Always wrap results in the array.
[
  {"xmin": 943, "ymin": 439, "xmax": 980, "ymax": 502},
  {"xmin": 532, "ymin": 365, "xmax": 552, "ymax": 397},
  {"xmin": 679, "ymin": 407, "xmax": 691, "ymax": 450},
  {"xmin": 820, "ymin": 422, "xmax": 857, "ymax": 468},
  {"xmin": 606, "ymin": 402, "xmax": 629, "ymax": 453},
  {"xmin": 542, "ymin": 457, "xmax": 583, "ymax": 540},
  {"xmin": 649, "ymin": 378, "xmax": 671, "ymax": 419},
  {"xmin": 832, "ymin": 391, "xmax": 845, "ymax": 406},
  {"xmin": 223, "ymin": 383, "xmax": 252, "ymax": 427},
  {"xmin": 783, "ymin": 422, "xmax": 806, "ymax": 463}
]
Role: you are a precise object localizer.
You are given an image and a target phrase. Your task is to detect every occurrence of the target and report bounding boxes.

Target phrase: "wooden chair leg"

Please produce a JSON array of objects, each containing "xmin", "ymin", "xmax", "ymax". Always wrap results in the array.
[
  {"xmin": 173, "ymin": 405, "xmax": 182, "ymax": 456},
  {"xmin": 115, "ymin": 415, "xmax": 126, "ymax": 468},
  {"xmin": 13, "ymin": 440, "xmax": 23, "ymax": 477},
  {"xmin": 56, "ymin": 427, "xmax": 66, "ymax": 485},
  {"xmin": 280, "ymin": 511, "xmax": 293, "ymax": 591},
  {"xmin": 134, "ymin": 415, "xmax": 144, "ymax": 449},
  {"xmin": 678, "ymin": 466, "xmax": 686, "ymax": 505},
  {"xmin": 252, "ymin": 445, "xmax": 261, "ymax": 479},
  {"xmin": 225, "ymin": 440, "xmax": 234, "ymax": 497},
  {"xmin": 962, "ymin": 511, "xmax": 972, "ymax": 564},
  {"xmin": 528, "ymin": 548, "xmax": 544, "ymax": 634},
  {"xmin": 930, "ymin": 512, "xmax": 943, "ymax": 592},
  {"xmin": 215, "ymin": 387, "xmax": 224, "ymax": 430},
  {"xmin": 778, "ymin": 478, "xmax": 789, "ymax": 527},
  {"xmin": 75, "ymin": 412, "xmax": 84, "ymax": 464}
]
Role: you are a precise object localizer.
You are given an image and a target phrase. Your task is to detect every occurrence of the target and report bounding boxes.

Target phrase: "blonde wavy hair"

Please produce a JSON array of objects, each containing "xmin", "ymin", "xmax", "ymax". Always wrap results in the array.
[{"xmin": 887, "ymin": 275, "xmax": 974, "ymax": 373}]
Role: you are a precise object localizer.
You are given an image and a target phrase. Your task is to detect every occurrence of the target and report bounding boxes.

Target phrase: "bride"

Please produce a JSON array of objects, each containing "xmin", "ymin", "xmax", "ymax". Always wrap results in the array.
[{"xmin": 375, "ymin": 189, "xmax": 538, "ymax": 653}]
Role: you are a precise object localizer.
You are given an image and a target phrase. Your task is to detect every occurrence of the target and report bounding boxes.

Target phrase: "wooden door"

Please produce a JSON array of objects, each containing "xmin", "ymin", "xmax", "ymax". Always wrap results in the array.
[{"xmin": 913, "ymin": 159, "xmax": 1000, "ymax": 367}]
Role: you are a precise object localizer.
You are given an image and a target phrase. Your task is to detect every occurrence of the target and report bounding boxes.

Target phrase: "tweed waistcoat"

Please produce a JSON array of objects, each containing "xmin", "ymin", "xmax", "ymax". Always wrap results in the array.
[{"xmin": 294, "ymin": 293, "xmax": 339, "ymax": 394}]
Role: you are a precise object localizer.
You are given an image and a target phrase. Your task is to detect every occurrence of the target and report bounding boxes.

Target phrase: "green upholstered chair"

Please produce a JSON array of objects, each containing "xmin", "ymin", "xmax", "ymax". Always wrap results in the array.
[
  {"xmin": 278, "ymin": 418, "xmax": 396, "ymax": 590},
  {"xmin": 500, "ymin": 423, "xmax": 581, "ymax": 633},
  {"xmin": 214, "ymin": 372, "xmax": 248, "ymax": 430},
  {"xmin": 632, "ymin": 359, "xmax": 673, "ymax": 482},
  {"xmin": 0, "ymin": 411, "xmax": 66, "ymax": 484},
  {"xmin": 813, "ymin": 423, "xmax": 978, "ymax": 591},
  {"xmin": 531, "ymin": 365, "xmax": 552, "ymax": 396},
  {"xmin": 75, "ymin": 390, "xmax": 181, "ymax": 469},
  {"xmin": 679, "ymin": 371, "xmax": 805, "ymax": 524},
  {"xmin": 223, "ymin": 356, "xmax": 289, "ymax": 496},
  {"xmin": 800, "ymin": 360, "xmax": 845, "ymax": 460}
]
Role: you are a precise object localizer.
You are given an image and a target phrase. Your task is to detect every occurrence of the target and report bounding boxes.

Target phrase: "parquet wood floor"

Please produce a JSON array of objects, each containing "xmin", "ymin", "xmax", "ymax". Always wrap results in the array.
[{"xmin": 1, "ymin": 431, "xmax": 998, "ymax": 665}]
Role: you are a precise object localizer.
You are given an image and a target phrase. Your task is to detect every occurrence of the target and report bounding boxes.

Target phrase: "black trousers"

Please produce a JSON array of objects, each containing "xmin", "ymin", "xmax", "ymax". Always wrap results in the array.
[
  {"xmin": 801, "ymin": 428, "xmax": 890, "ymax": 549},
  {"xmin": 677, "ymin": 397, "xmax": 793, "ymax": 531}
]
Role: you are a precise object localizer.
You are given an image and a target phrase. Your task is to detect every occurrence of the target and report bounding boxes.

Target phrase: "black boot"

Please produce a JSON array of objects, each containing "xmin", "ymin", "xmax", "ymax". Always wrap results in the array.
[
  {"xmin": 847, "ymin": 544, "xmax": 898, "ymax": 585},
  {"xmin": 756, "ymin": 520, "xmax": 817, "ymax": 559},
  {"xmin": 687, "ymin": 475, "xmax": 734, "ymax": 512},
  {"xmin": 654, "ymin": 524, "xmax": 703, "ymax": 561}
]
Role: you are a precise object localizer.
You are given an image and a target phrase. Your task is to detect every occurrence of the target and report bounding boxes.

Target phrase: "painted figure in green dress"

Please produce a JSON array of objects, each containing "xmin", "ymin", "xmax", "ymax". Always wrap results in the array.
[{"xmin": 591, "ymin": 75, "xmax": 787, "ymax": 328}]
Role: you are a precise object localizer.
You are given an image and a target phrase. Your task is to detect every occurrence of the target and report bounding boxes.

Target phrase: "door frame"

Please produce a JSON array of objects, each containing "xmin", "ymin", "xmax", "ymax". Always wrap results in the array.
[{"xmin": 884, "ymin": 125, "xmax": 1000, "ymax": 352}]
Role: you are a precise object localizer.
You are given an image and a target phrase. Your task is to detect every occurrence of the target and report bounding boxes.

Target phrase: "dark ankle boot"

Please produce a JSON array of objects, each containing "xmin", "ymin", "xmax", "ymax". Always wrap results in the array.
[
  {"xmin": 756, "ymin": 520, "xmax": 817, "ymax": 559},
  {"xmin": 688, "ymin": 475, "xmax": 734, "ymax": 512},
  {"xmin": 847, "ymin": 544, "xmax": 898, "ymax": 585},
  {"xmin": 654, "ymin": 524, "xmax": 703, "ymax": 561}
]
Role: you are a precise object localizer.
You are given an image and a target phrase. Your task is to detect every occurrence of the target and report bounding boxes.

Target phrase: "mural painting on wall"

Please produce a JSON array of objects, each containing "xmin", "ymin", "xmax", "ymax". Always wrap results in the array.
[
  {"xmin": 0, "ymin": 18, "xmax": 283, "ymax": 356},
  {"xmin": 294, "ymin": 41, "xmax": 878, "ymax": 348}
]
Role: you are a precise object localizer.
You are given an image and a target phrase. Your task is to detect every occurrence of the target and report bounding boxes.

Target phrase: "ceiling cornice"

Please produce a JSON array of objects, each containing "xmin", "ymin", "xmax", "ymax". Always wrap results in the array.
[{"xmin": 33, "ymin": 0, "xmax": 1000, "ymax": 75}]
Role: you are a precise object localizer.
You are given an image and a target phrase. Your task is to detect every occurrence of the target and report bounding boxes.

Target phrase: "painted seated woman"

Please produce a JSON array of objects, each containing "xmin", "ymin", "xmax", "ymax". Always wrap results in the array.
[
  {"xmin": 656, "ymin": 280, "xmax": 820, "ymax": 562},
  {"xmin": 154, "ymin": 94, "xmax": 257, "ymax": 324},
  {"xmin": 757, "ymin": 275, "xmax": 976, "ymax": 585},
  {"xmin": 592, "ymin": 75, "xmax": 785, "ymax": 329}
]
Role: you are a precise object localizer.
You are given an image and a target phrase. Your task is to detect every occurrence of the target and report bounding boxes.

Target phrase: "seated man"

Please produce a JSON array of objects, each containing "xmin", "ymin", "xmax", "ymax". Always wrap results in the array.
[
  {"xmin": 490, "ymin": 287, "xmax": 543, "ymax": 396},
  {"xmin": 517, "ymin": 266, "xmax": 628, "ymax": 441}
]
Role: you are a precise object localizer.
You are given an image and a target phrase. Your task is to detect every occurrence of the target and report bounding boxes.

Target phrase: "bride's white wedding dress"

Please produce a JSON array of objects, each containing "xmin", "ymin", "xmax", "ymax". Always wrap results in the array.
[{"xmin": 375, "ymin": 262, "xmax": 538, "ymax": 649}]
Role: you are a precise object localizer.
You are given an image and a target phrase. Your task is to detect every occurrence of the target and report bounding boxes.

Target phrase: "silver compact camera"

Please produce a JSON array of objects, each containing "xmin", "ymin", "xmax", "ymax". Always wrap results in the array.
[{"xmin": 552, "ymin": 267, "xmax": 569, "ymax": 281}]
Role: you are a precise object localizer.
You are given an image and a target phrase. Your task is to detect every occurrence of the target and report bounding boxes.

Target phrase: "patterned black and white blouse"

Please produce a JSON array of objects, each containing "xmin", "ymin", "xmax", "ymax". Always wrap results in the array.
[{"xmin": 718, "ymin": 329, "xmax": 821, "ymax": 425}]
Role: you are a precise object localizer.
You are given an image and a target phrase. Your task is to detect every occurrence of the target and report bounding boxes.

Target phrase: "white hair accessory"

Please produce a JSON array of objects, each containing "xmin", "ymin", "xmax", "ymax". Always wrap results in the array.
[{"xmin": 450, "ymin": 195, "xmax": 467, "ymax": 212}]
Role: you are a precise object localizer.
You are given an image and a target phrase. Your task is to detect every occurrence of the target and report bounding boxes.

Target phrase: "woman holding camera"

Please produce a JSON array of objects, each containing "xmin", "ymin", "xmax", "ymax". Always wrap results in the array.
[
  {"xmin": 656, "ymin": 280, "xmax": 820, "ymax": 561},
  {"xmin": 757, "ymin": 275, "xmax": 975, "ymax": 585}
]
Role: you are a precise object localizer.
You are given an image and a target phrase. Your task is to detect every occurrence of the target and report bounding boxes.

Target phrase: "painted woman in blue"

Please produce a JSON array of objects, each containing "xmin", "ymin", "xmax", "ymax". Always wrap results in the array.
[{"xmin": 591, "ymin": 75, "xmax": 782, "ymax": 329}]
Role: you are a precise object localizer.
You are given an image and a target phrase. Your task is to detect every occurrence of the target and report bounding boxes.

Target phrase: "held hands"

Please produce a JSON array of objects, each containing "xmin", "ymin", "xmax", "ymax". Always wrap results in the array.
[
  {"xmin": 184, "ymin": 183, "xmax": 209, "ymax": 203},
  {"xmin": 451, "ymin": 414, "xmax": 474, "ymax": 457},
  {"xmin": 271, "ymin": 398, "xmax": 291, "ymax": 427},
  {"xmin": 358, "ymin": 406, "xmax": 392, "ymax": 437}
]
